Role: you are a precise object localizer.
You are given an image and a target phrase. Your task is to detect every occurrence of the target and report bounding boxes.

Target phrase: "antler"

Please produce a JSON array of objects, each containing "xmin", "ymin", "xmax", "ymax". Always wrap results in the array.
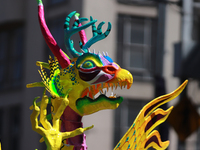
[
  {"xmin": 64, "ymin": 11, "xmax": 97, "ymax": 58},
  {"xmin": 81, "ymin": 16, "xmax": 112, "ymax": 51}
]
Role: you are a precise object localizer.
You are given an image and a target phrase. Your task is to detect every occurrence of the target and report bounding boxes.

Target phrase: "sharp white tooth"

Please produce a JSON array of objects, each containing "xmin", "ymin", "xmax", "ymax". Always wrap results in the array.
[
  {"xmin": 107, "ymin": 86, "xmax": 109, "ymax": 92},
  {"xmin": 100, "ymin": 90, "xmax": 103, "ymax": 94},
  {"xmin": 113, "ymin": 83, "xmax": 115, "ymax": 89},
  {"xmin": 111, "ymin": 92, "xmax": 114, "ymax": 96},
  {"xmin": 93, "ymin": 49, "xmax": 95, "ymax": 54},
  {"xmin": 87, "ymin": 92, "xmax": 89, "ymax": 97},
  {"xmin": 106, "ymin": 52, "xmax": 108, "ymax": 56},
  {"xmin": 98, "ymin": 51, "xmax": 100, "ymax": 55},
  {"xmin": 88, "ymin": 49, "xmax": 90, "ymax": 52},
  {"xmin": 102, "ymin": 51, "xmax": 106, "ymax": 56}
]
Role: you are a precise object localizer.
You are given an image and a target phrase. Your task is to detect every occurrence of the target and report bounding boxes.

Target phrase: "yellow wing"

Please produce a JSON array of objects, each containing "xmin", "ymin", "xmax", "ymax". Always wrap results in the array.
[{"xmin": 114, "ymin": 80, "xmax": 188, "ymax": 150}]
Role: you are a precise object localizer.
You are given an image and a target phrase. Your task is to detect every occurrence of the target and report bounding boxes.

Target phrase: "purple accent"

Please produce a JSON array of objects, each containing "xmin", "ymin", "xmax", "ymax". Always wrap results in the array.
[
  {"xmin": 144, "ymin": 96, "xmax": 172, "ymax": 117},
  {"xmin": 78, "ymin": 22, "xmax": 88, "ymax": 46},
  {"xmin": 99, "ymin": 56, "xmax": 119, "ymax": 70},
  {"xmin": 92, "ymin": 73, "xmax": 114, "ymax": 84},
  {"xmin": 145, "ymin": 114, "xmax": 165, "ymax": 132},
  {"xmin": 112, "ymin": 63, "xmax": 119, "ymax": 69},
  {"xmin": 100, "ymin": 56, "xmax": 110, "ymax": 66},
  {"xmin": 144, "ymin": 135, "xmax": 161, "ymax": 148},
  {"xmin": 80, "ymin": 66, "xmax": 99, "ymax": 72},
  {"xmin": 61, "ymin": 106, "xmax": 87, "ymax": 150}
]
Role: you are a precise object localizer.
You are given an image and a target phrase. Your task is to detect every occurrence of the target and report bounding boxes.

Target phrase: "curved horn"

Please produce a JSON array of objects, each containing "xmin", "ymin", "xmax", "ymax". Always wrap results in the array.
[{"xmin": 37, "ymin": 0, "xmax": 70, "ymax": 68}]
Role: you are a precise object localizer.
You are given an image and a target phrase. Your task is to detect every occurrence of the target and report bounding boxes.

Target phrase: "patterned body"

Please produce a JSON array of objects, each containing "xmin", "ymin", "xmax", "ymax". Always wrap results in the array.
[{"xmin": 114, "ymin": 80, "xmax": 188, "ymax": 150}]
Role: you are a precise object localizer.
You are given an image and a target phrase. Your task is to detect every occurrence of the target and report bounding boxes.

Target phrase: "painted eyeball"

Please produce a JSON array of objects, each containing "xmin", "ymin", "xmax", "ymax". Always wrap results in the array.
[{"xmin": 81, "ymin": 60, "xmax": 96, "ymax": 69}]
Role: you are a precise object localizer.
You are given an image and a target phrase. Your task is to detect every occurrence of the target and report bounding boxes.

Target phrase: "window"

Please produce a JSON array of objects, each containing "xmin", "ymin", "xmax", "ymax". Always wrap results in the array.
[
  {"xmin": 48, "ymin": 0, "xmax": 67, "ymax": 5},
  {"xmin": 46, "ymin": 16, "xmax": 66, "ymax": 58},
  {"xmin": 46, "ymin": 16, "xmax": 79, "ymax": 59},
  {"xmin": 0, "ymin": 22, "xmax": 24, "ymax": 90},
  {"xmin": 117, "ymin": 0, "xmax": 157, "ymax": 5},
  {"xmin": 196, "ymin": 123, "xmax": 200, "ymax": 150},
  {"xmin": 193, "ymin": 5, "xmax": 200, "ymax": 41},
  {"xmin": 0, "ymin": 105, "xmax": 21, "ymax": 150},
  {"xmin": 117, "ymin": 14, "xmax": 157, "ymax": 80},
  {"xmin": 113, "ymin": 99, "xmax": 148, "ymax": 147},
  {"xmin": 8, "ymin": 105, "xmax": 21, "ymax": 150}
]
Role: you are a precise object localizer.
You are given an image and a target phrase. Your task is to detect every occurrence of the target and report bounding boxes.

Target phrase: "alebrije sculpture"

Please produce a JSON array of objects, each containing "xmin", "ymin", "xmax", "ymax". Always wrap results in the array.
[
  {"xmin": 27, "ymin": 0, "xmax": 133, "ymax": 149},
  {"xmin": 26, "ymin": 0, "xmax": 188, "ymax": 149}
]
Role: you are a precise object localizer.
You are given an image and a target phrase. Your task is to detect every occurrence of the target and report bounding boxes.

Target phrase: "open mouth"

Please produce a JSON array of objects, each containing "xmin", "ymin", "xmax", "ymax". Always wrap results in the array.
[
  {"xmin": 81, "ymin": 81, "xmax": 131, "ymax": 99},
  {"xmin": 76, "ymin": 68, "xmax": 133, "ymax": 115},
  {"xmin": 76, "ymin": 81, "xmax": 127, "ymax": 115},
  {"xmin": 79, "ymin": 70, "xmax": 101, "ymax": 81}
]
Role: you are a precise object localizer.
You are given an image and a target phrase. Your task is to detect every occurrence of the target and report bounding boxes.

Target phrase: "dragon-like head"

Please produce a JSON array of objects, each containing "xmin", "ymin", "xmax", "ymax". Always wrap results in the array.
[
  {"xmin": 30, "ymin": 10, "xmax": 133, "ymax": 116},
  {"xmin": 72, "ymin": 51, "xmax": 132, "ymax": 116}
]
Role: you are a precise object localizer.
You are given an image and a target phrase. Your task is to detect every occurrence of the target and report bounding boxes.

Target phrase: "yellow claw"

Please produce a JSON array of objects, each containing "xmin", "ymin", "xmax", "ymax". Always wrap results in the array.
[
  {"xmin": 30, "ymin": 92, "xmax": 93, "ymax": 150},
  {"xmin": 140, "ymin": 130, "xmax": 169, "ymax": 150}
]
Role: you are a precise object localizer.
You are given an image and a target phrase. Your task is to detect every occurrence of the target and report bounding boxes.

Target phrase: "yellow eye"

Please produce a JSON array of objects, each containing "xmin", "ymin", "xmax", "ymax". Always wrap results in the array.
[{"xmin": 82, "ymin": 60, "xmax": 95, "ymax": 69}]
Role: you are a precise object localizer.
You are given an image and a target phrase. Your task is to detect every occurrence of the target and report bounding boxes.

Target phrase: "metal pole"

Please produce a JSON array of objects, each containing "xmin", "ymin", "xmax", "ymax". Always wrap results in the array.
[{"xmin": 181, "ymin": 0, "xmax": 194, "ymax": 60}]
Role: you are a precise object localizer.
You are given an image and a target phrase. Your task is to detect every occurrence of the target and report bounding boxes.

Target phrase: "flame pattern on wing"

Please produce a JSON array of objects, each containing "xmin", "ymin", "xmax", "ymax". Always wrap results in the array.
[{"xmin": 114, "ymin": 80, "xmax": 188, "ymax": 150}]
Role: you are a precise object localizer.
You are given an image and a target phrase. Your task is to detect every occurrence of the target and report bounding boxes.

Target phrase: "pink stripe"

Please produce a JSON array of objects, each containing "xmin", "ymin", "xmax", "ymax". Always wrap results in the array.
[
  {"xmin": 78, "ymin": 25, "xmax": 88, "ymax": 46},
  {"xmin": 38, "ymin": 5, "xmax": 70, "ymax": 68},
  {"xmin": 75, "ymin": 18, "xmax": 88, "ymax": 46}
]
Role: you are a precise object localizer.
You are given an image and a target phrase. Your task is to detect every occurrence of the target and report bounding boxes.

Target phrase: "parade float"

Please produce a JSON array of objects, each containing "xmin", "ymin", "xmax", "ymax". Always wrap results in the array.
[{"xmin": 21, "ymin": 0, "xmax": 188, "ymax": 149}]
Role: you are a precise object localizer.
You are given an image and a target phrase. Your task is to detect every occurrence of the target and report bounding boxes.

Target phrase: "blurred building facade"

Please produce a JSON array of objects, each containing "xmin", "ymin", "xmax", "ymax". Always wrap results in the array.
[{"xmin": 1, "ymin": 0, "xmax": 200, "ymax": 150}]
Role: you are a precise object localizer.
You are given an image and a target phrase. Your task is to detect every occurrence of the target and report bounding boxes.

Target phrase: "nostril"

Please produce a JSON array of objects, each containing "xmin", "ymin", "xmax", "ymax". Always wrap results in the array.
[
  {"xmin": 103, "ymin": 65, "xmax": 117, "ymax": 74},
  {"xmin": 107, "ymin": 66, "xmax": 116, "ymax": 72}
]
